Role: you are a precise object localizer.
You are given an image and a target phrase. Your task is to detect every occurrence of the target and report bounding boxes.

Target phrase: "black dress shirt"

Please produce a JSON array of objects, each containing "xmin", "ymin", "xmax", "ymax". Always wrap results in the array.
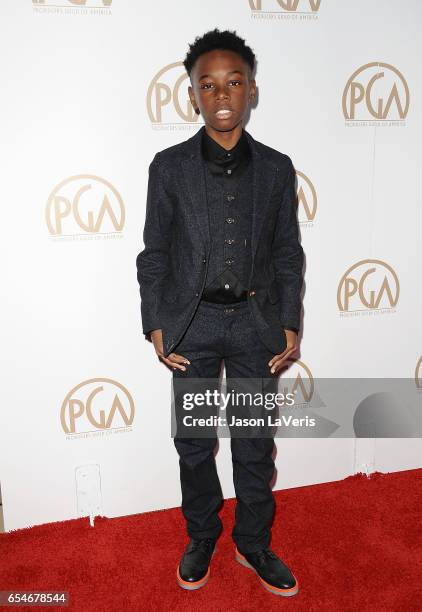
[{"xmin": 201, "ymin": 127, "xmax": 251, "ymax": 182}]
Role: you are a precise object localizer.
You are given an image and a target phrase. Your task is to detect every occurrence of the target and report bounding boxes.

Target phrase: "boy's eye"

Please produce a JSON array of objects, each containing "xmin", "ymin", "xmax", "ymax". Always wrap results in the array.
[{"xmin": 199, "ymin": 80, "xmax": 242, "ymax": 89}]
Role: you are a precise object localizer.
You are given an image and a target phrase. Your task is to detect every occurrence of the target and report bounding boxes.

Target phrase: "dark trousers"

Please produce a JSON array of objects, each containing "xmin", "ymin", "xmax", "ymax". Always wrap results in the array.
[{"xmin": 172, "ymin": 299, "xmax": 278, "ymax": 554}]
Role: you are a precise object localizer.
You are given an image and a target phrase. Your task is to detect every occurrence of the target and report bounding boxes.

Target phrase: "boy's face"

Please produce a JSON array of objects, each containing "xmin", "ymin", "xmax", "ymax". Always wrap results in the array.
[{"xmin": 188, "ymin": 49, "xmax": 256, "ymax": 133}]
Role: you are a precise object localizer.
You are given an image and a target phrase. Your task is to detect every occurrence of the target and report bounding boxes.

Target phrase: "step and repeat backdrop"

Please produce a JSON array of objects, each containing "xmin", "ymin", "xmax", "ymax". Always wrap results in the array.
[{"xmin": 1, "ymin": 0, "xmax": 421, "ymax": 531}]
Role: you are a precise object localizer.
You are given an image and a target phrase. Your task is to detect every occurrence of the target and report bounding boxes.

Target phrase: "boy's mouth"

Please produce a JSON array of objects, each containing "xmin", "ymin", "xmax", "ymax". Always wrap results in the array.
[{"xmin": 215, "ymin": 109, "xmax": 233, "ymax": 119}]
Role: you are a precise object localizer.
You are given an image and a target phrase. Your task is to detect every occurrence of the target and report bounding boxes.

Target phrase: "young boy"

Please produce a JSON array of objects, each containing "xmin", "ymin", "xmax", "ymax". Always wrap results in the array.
[{"xmin": 136, "ymin": 28, "xmax": 303, "ymax": 597}]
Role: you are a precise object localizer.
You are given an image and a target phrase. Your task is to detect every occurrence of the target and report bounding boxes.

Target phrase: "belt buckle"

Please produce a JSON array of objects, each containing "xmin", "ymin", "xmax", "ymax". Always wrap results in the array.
[{"xmin": 224, "ymin": 307, "xmax": 236, "ymax": 314}]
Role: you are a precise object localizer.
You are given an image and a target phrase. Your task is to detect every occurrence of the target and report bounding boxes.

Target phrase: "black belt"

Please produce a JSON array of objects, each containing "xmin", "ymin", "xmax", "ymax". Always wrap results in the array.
[{"xmin": 200, "ymin": 292, "xmax": 248, "ymax": 305}]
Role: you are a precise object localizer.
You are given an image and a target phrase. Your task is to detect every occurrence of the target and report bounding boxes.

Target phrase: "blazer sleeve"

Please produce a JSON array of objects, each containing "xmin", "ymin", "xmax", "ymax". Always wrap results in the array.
[
  {"xmin": 271, "ymin": 158, "xmax": 304, "ymax": 332},
  {"xmin": 136, "ymin": 152, "xmax": 173, "ymax": 341}
]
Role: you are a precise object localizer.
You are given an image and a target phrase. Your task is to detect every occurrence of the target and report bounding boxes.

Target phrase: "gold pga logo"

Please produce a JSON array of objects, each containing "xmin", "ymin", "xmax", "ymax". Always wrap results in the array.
[
  {"xmin": 296, "ymin": 170, "xmax": 317, "ymax": 225},
  {"xmin": 249, "ymin": 0, "xmax": 321, "ymax": 13},
  {"xmin": 277, "ymin": 359, "xmax": 314, "ymax": 405},
  {"xmin": 337, "ymin": 259, "xmax": 399, "ymax": 314},
  {"xmin": 342, "ymin": 62, "xmax": 409, "ymax": 123},
  {"xmin": 61, "ymin": 378, "xmax": 135, "ymax": 435},
  {"xmin": 45, "ymin": 174, "xmax": 125, "ymax": 237},
  {"xmin": 147, "ymin": 62, "xmax": 202, "ymax": 129}
]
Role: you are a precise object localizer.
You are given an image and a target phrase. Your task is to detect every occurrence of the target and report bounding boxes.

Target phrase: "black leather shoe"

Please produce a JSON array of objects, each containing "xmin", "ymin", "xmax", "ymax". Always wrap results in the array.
[
  {"xmin": 176, "ymin": 538, "xmax": 217, "ymax": 590},
  {"xmin": 235, "ymin": 546, "xmax": 299, "ymax": 596}
]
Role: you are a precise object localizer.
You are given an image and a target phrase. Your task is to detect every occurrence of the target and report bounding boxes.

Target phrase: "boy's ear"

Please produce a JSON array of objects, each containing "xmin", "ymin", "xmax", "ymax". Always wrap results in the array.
[
  {"xmin": 248, "ymin": 78, "xmax": 257, "ymax": 98},
  {"xmin": 188, "ymin": 86, "xmax": 199, "ymax": 114}
]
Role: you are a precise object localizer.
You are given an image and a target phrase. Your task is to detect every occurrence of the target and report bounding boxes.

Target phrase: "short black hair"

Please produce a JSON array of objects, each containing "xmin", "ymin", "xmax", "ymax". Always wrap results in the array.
[{"xmin": 183, "ymin": 28, "xmax": 256, "ymax": 77}]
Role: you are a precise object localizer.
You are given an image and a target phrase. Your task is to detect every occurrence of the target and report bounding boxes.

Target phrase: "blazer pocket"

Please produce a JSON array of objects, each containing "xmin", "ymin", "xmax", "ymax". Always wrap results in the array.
[
  {"xmin": 161, "ymin": 293, "xmax": 178, "ymax": 304},
  {"xmin": 160, "ymin": 286, "xmax": 191, "ymax": 305},
  {"xmin": 267, "ymin": 283, "xmax": 281, "ymax": 304}
]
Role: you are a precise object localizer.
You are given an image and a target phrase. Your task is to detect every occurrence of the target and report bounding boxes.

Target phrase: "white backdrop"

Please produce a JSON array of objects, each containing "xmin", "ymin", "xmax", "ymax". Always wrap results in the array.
[{"xmin": 1, "ymin": 0, "xmax": 421, "ymax": 532}]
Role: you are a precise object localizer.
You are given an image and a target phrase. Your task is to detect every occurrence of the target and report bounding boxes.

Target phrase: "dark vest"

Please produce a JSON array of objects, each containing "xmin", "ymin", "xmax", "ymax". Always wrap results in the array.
[{"xmin": 201, "ymin": 157, "xmax": 253, "ymax": 303}]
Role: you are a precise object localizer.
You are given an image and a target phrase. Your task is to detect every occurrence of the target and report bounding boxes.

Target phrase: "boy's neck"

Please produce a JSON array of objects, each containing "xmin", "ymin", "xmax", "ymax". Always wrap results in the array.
[{"xmin": 204, "ymin": 123, "xmax": 244, "ymax": 151}]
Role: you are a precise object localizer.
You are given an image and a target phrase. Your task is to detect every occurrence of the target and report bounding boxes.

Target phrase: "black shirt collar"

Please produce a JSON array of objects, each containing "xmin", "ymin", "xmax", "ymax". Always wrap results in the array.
[{"xmin": 201, "ymin": 128, "xmax": 250, "ymax": 166}]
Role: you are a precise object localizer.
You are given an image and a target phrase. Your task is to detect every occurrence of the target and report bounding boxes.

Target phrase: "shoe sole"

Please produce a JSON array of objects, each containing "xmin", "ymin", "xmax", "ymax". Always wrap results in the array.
[
  {"xmin": 176, "ymin": 565, "xmax": 210, "ymax": 590},
  {"xmin": 235, "ymin": 548, "xmax": 299, "ymax": 597},
  {"xmin": 176, "ymin": 546, "xmax": 216, "ymax": 590}
]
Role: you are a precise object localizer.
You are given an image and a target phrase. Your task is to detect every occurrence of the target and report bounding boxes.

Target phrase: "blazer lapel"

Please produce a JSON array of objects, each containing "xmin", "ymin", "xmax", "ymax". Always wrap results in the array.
[
  {"xmin": 244, "ymin": 129, "xmax": 278, "ymax": 261},
  {"xmin": 180, "ymin": 126, "xmax": 277, "ymax": 260},
  {"xmin": 180, "ymin": 126, "xmax": 210, "ymax": 248}
]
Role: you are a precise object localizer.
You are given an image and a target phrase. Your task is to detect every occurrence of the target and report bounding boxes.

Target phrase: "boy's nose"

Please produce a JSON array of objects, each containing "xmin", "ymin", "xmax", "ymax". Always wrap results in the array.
[{"xmin": 215, "ymin": 87, "xmax": 230, "ymax": 99}]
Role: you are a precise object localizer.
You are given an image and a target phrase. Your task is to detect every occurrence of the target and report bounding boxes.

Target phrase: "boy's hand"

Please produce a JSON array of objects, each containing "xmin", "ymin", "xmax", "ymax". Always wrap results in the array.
[
  {"xmin": 150, "ymin": 329, "xmax": 191, "ymax": 372},
  {"xmin": 268, "ymin": 329, "xmax": 299, "ymax": 374}
]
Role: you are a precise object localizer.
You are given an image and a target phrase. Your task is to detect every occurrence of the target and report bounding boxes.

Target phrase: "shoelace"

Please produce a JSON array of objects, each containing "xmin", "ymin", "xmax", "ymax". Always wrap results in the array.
[
  {"xmin": 187, "ymin": 538, "xmax": 215, "ymax": 555},
  {"xmin": 255, "ymin": 548, "xmax": 279, "ymax": 566}
]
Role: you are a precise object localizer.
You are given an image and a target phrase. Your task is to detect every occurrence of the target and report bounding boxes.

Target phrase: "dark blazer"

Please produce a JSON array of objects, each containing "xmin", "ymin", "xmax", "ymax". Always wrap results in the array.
[{"xmin": 136, "ymin": 125, "xmax": 304, "ymax": 358}]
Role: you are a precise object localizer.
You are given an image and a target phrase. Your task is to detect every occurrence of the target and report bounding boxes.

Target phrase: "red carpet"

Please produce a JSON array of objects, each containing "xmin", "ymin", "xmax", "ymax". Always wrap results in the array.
[{"xmin": 1, "ymin": 469, "xmax": 421, "ymax": 611}]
